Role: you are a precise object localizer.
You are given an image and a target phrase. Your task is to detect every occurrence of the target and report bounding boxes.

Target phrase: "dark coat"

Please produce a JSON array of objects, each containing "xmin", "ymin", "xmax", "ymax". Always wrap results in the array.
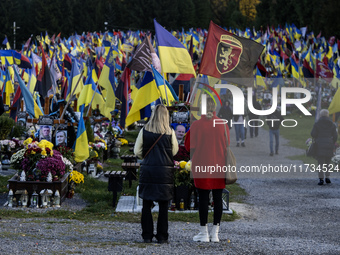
[
  {"xmin": 139, "ymin": 129, "xmax": 175, "ymax": 201},
  {"xmin": 266, "ymin": 110, "xmax": 284, "ymax": 130},
  {"xmin": 218, "ymin": 104, "xmax": 233, "ymax": 128},
  {"xmin": 311, "ymin": 116, "xmax": 338, "ymax": 158},
  {"xmin": 248, "ymin": 101, "xmax": 262, "ymax": 119}
]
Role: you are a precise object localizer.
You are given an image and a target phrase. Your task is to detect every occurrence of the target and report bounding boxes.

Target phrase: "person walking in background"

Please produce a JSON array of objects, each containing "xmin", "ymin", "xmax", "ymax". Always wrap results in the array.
[
  {"xmin": 233, "ymin": 114, "xmax": 246, "ymax": 147},
  {"xmin": 190, "ymin": 97, "xmax": 229, "ymax": 243},
  {"xmin": 267, "ymin": 108, "xmax": 284, "ymax": 156},
  {"xmin": 134, "ymin": 105, "xmax": 179, "ymax": 244},
  {"xmin": 311, "ymin": 109, "xmax": 338, "ymax": 185},
  {"xmin": 218, "ymin": 99, "xmax": 233, "ymax": 129},
  {"xmin": 248, "ymin": 95, "xmax": 262, "ymax": 138}
]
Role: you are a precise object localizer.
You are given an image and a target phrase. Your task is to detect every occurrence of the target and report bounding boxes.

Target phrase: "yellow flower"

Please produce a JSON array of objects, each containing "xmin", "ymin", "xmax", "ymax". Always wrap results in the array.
[
  {"xmin": 69, "ymin": 170, "xmax": 85, "ymax": 184},
  {"xmin": 31, "ymin": 150, "xmax": 36, "ymax": 155},
  {"xmin": 179, "ymin": 161, "xmax": 187, "ymax": 169},
  {"xmin": 24, "ymin": 138, "xmax": 33, "ymax": 147},
  {"xmin": 41, "ymin": 150, "xmax": 47, "ymax": 156},
  {"xmin": 185, "ymin": 160, "xmax": 191, "ymax": 171}
]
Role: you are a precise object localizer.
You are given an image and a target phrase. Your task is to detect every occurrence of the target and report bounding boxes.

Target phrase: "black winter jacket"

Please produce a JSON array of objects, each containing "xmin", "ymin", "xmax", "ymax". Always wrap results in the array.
[
  {"xmin": 139, "ymin": 129, "xmax": 175, "ymax": 201},
  {"xmin": 311, "ymin": 116, "xmax": 338, "ymax": 158}
]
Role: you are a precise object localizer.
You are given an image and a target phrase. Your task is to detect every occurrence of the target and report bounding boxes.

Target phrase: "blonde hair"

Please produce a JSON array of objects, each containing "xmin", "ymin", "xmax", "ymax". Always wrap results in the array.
[
  {"xmin": 144, "ymin": 104, "xmax": 172, "ymax": 135},
  {"xmin": 206, "ymin": 97, "xmax": 216, "ymax": 119}
]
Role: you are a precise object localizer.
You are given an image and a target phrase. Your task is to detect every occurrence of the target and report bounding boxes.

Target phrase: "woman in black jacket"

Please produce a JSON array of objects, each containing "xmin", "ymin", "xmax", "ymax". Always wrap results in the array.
[
  {"xmin": 134, "ymin": 104, "xmax": 179, "ymax": 243},
  {"xmin": 311, "ymin": 109, "xmax": 338, "ymax": 185}
]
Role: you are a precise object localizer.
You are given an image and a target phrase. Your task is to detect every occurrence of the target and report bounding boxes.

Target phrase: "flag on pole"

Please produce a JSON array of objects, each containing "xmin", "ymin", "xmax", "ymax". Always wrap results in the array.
[
  {"xmin": 125, "ymin": 71, "xmax": 160, "ymax": 127},
  {"xmin": 316, "ymin": 59, "xmax": 333, "ymax": 83},
  {"xmin": 154, "ymin": 19, "xmax": 196, "ymax": 76},
  {"xmin": 152, "ymin": 65, "xmax": 178, "ymax": 105},
  {"xmin": 115, "ymin": 67, "xmax": 131, "ymax": 128},
  {"xmin": 74, "ymin": 106, "xmax": 89, "ymax": 162},
  {"xmin": 328, "ymin": 87, "xmax": 340, "ymax": 115},
  {"xmin": 13, "ymin": 64, "xmax": 43, "ymax": 118},
  {"xmin": 35, "ymin": 47, "xmax": 53, "ymax": 101},
  {"xmin": 199, "ymin": 21, "xmax": 264, "ymax": 87},
  {"xmin": 126, "ymin": 37, "xmax": 152, "ymax": 72},
  {"xmin": 98, "ymin": 46, "xmax": 116, "ymax": 112}
]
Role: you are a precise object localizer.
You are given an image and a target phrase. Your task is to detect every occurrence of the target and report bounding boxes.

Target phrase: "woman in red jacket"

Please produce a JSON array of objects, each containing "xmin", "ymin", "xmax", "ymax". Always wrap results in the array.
[{"xmin": 190, "ymin": 97, "xmax": 230, "ymax": 242}]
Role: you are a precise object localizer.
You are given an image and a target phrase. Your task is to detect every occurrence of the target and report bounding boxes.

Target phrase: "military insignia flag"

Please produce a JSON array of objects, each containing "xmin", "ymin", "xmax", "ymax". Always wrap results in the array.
[
  {"xmin": 316, "ymin": 59, "xmax": 333, "ymax": 83},
  {"xmin": 199, "ymin": 21, "xmax": 264, "ymax": 87}
]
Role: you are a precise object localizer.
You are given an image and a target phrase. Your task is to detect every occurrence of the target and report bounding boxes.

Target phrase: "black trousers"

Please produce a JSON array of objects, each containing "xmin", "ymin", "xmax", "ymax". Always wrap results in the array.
[
  {"xmin": 141, "ymin": 200, "xmax": 169, "ymax": 241},
  {"xmin": 197, "ymin": 188, "xmax": 223, "ymax": 226}
]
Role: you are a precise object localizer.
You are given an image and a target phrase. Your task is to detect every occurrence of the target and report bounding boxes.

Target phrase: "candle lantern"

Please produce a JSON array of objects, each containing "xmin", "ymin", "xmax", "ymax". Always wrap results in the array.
[
  {"xmin": 30, "ymin": 190, "xmax": 39, "ymax": 208},
  {"xmin": 21, "ymin": 190, "xmax": 29, "ymax": 207},
  {"xmin": 15, "ymin": 190, "xmax": 23, "ymax": 207},
  {"xmin": 40, "ymin": 189, "xmax": 49, "ymax": 208},
  {"xmin": 53, "ymin": 190, "xmax": 61, "ymax": 207},
  {"xmin": 7, "ymin": 189, "xmax": 13, "ymax": 207}
]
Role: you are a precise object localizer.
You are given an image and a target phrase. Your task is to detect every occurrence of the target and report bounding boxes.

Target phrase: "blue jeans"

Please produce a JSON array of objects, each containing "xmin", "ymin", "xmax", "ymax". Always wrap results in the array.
[
  {"xmin": 269, "ymin": 129, "xmax": 279, "ymax": 153},
  {"xmin": 235, "ymin": 124, "xmax": 245, "ymax": 143}
]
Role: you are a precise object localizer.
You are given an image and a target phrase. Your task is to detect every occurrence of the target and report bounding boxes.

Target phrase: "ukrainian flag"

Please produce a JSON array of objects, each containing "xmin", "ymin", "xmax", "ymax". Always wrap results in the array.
[
  {"xmin": 255, "ymin": 67, "xmax": 267, "ymax": 90},
  {"xmin": 3, "ymin": 67, "xmax": 14, "ymax": 105},
  {"xmin": 290, "ymin": 57, "xmax": 300, "ymax": 80},
  {"xmin": 74, "ymin": 106, "xmax": 89, "ymax": 162},
  {"xmin": 13, "ymin": 65, "xmax": 43, "ymax": 118},
  {"xmin": 152, "ymin": 66, "xmax": 178, "ymax": 106},
  {"xmin": 98, "ymin": 46, "xmax": 116, "ymax": 111},
  {"xmin": 125, "ymin": 71, "xmax": 160, "ymax": 127},
  {"xmin": 154, "ymin": 19, "xmax": 196, "ymax": 76}
]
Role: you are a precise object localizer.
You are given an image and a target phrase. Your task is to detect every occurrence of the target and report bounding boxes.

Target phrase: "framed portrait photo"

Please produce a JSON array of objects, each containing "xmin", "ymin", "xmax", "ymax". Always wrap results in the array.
[
  {"xmin": 55, "ymin": 129, "xmax": 68, "ymax": 147},
  {"xmin": 39, "ymin": 125, "xmax": 52, "ymax": 142}
]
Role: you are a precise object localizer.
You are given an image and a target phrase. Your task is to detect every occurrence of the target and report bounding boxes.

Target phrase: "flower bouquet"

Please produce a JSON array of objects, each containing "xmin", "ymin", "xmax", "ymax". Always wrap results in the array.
[
  {"xmin": 67, "ymin": 170, "xmax": 85, "ymax": 198},
  {"xmin": 0, "ymin": 139, "xmax": 16, "ymax": 152},
  {"xmin": 174, "ymin": 160, "xmax": 193, "ymax": 188},
  {"xmin": 10, "ymin": 138, "xmax": 67, "ymax": 182},
  {"xmin": 89, "ymin": 137, "xmax": 107, "ymax": 160}
]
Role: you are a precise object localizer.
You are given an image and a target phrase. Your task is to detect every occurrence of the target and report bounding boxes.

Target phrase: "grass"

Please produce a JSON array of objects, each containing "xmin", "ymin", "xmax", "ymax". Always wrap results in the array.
[
  {"xmin": 0, "ymin": 127, "xmax": 246, "ymax": 223},
  {"xmin": 0, "ymin": 175, "xmax": 10, "ymax": 193}
]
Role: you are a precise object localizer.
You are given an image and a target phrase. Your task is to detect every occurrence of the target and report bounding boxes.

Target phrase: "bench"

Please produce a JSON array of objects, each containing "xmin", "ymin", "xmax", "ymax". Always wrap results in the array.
[
  {"xmin": 104, "ymin": 170, "xmax": 127, "ymax": 207},
  {"xmin": 121, "ymin": 162, "xmax": 140, "ymax": 188}
]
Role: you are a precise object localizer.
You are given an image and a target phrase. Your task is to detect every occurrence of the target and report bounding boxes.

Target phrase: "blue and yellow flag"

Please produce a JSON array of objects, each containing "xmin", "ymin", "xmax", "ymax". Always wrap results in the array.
[
  {"xmin": 13, "ymin": 65, "xmax": 43, "ymax": 118},
  {"xmin": 74, "ymin": 106, "xmax": 89, "ymax": 162},
  {"xmin": 152, "ymin": 66, "xmax": 178, "ymax": 105},
  {"xmin": 98, "ymin": 46, "xmax": 116, "ymax": 111},
  {"xmin": 255, "ymin": 67, "xmax": 267, "ymax": 89},
  {"xmin": 67, "ymin": 59, "xmax": 84, "ymax": 100},
  {"xmin": 290, "ymin": 57, "xmax": 300, "ymax": 80},
  {"xmin": 125, "ymin": 71, "xmax": 160, "ymax": 127},
  {"xmin": 154, "ymin": 19, "xmax": 196, "ymax": 76}
]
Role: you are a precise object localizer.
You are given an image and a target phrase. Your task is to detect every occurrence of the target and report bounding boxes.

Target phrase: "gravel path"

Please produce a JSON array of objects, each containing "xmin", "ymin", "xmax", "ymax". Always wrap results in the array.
[{"xmin": 1, "ymin": 127, "xmax": 340, "ymax": 254}]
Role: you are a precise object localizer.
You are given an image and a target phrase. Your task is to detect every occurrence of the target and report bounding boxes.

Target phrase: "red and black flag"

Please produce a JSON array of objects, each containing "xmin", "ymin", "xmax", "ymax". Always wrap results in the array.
[
  {"xmin": 199, "ymin": 21, "xmax": 264, "ymax": 87},
  {"xmin": 35, "ymin": 46, "xmax": 53, "ymax": 104},
  {"xmin": 63, "ymin": 53, "xmax": 72, "ymax": 72},
  {"xmin": 115, "ymin": 67, "xmax": 131, "ymax": 128},
  {"xmin": 316, "ymin": 59, "xmax": 333, "ymax": 83},
  {"xmin": 302, "ymin": 59, "xmax": 314, "ymax": 79}
]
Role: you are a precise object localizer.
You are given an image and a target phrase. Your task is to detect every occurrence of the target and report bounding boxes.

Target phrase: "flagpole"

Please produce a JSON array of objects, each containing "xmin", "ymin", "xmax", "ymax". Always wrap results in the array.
[
  {"xmin": 86, "ymin": 86, "xmax": 99, "ymax": 116},
  {"xmin": 162, "ymin": 72, "xmax": 169, "ymax": 105},
  {"xmin": 60, "ymin": 69, "xmax": 84, "ymax": 120}
]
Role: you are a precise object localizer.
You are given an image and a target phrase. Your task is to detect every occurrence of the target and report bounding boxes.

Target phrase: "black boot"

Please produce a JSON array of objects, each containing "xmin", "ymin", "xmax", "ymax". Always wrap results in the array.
[{"xmin": 318, "ymin": 179, "xmax": 324, "ymax": 185}]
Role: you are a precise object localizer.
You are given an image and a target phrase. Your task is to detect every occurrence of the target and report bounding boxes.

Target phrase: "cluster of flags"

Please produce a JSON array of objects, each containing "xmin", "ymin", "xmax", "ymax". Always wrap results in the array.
[{"xmin": 2, "ymin": 19, "xmax": 340, "ymax": 161}]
